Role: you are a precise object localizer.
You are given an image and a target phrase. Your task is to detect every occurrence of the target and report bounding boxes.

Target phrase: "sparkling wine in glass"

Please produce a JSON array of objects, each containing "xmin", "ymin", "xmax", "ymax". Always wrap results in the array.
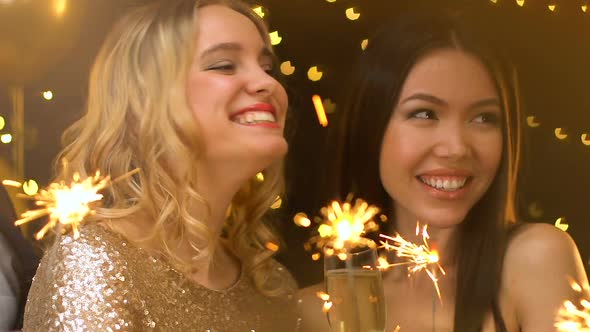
[{"xmin": 324, "ymin": 242, "xmax": 386, "ymax": 332}]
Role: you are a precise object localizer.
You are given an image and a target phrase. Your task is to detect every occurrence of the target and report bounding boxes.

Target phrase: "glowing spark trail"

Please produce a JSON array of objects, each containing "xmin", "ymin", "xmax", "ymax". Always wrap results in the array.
[
  {"xmin": 296, "ymin": 198, "xmax": 381, "ymax": 258},
  {"xmin": 379, "ymin": 223, "xmax": 446, "ymax": 298},
  {"xmin": 6, "ymin": 168, "xmax": 140, "ymax": 240},
  {"xmin": 555, "ymin": 281, "xmax": 590, "ymax": 331}
]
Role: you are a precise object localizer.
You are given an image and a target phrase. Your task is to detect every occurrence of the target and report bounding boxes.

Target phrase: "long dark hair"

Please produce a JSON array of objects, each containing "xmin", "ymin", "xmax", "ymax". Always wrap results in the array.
[{"xmin": 332, "ymin": 9, "xmax": 521, "ymax": 332}]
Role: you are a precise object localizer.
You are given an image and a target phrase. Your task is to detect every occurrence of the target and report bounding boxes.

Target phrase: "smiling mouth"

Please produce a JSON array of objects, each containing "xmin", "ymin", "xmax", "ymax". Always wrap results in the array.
[
  {"xmin": 231, "ymin": 111, "xmax": 277, "ymax": 125},
  {"xmin": 417, "ymin": 176, "xmax": 471, "ymax": 192}
]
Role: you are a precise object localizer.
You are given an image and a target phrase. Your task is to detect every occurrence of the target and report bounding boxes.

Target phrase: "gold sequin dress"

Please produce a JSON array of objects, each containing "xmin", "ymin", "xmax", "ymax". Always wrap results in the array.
[{"xmin": 23, "ymin": 224, "xmax": 300, "ymax": 331}]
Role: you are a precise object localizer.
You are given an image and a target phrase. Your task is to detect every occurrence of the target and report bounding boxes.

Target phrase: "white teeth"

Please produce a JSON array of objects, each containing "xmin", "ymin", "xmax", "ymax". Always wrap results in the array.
[
  {"xmin": 233, "ymin": 111, "xmax": 276, "ymax": 124},
  {"xmin": 420, "ymin": 176, "xmax": 467, "ymax": 192}
]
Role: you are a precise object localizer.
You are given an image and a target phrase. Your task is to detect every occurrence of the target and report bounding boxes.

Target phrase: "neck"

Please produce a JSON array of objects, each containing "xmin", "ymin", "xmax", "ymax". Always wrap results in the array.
[
  {"xmin": 112, "ymin": 160, "xmax": 252, "ymax": 261},
  {"xmin": 192, "ymin": 160, "xmax": 253, "ymax": 238}
]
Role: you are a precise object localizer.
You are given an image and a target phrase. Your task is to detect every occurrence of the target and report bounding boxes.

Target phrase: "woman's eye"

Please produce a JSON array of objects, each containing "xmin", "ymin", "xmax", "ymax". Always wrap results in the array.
[
  {"xmin": 208, "ymin": 63, "xmax": 235, "ymax": 72},
  {"xmin": 409, "ymin": 109, "xmax": 437, "ymax": 120},
  {"xmin": 473, "ymin": 112, "xmax": 500, "ymax": 125}
]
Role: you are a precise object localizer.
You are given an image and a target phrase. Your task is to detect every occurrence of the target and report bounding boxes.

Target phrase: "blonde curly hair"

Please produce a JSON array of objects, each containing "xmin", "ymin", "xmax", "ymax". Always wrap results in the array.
[{"xmin": 55, "ymin": 0, "xmax": 290, "ymax": 296}]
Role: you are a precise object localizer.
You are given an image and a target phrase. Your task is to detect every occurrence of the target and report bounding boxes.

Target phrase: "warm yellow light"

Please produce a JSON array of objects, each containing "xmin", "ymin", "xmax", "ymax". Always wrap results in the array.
[
  {"xmin": 581, "ymin": 133, "xmax": 590, "ymax": 146},
  {"xmin": 516, "ymin": 0, "xmax": 524, "ymax": 6},
  {"xmin": 582, "ymin": 4, "xmax": 588, "ymax": 12},
  {"xmin": 528, "ymin": 202, "xmax": 543, "ymax": 218},
  {"xmin": 571, "ymin": 281, "xmax": 583, "ymax": 293},
  {"xmin": 14, "ymin": 169, "xmax": 139, "ymax": 240},
  {"xmin": 526, "ymin": 115, "xmax": 540, "ymax": 127},
  {"xmin": 345, "ymin": 7, "xmax": 360, "ymax": 20},
  {"xmin": 252, "ymin": 5, "xmax": 265, "ymax": 18},
  {"xmin": 269, "ymin": 31, "xmax": 282, "ymax": 46},
  {"xmin": 2, "ymin": 180, "xmax": 21, "ymax": 187},
  {"xmin": 378, "ymin": 256, "xmax": 390, "ymax": 270},
  {"xmin": 0, "ymin": 116, "xmax": 5, "ymax": 131},
  {"xmin": 318, "ymin": 224, "xmax": 332, "ymax": 238},
  {"xmin": 270, "ymin": 195, "xmax": 282, "ymax": 209},
  {"xmin": 1, "ymin": 134, "xmax": 12, "ymax": 144},
  {"xmin": 294, "ymin": 212, "xmax": 312, "ymax": 227},
  {"xmin": 307, "ymin": 66, "xmax": 323, "ymax": 81},
  {"xmin": 555, "ymin": 217, "xmax": 569, "ymax": 232},
  {"xmin": 265, "ymin": 241, "xmax": 279, "ymax": 252},
  {"xmin": 548, "ymin": 4, "xmax": 556, "ymax": 11},
  {"xmin": 280, "ymin": 61, "xmax": 295, "ymax": 75},
  {"xmin": 311, "ymin": 253, "xmax": 321, "ymax": 261},
  {"xmin": 312, "ymin": 94, "xmax": 329, "ymax": 127},
  {"xmin": 361, "ymin": 38, "xmax": 369, "ymax": 50},
  {"xmin": 42, "ymin": 90, "xmax": 53, "ymax": 101},
  {"xmin": 555, "ymin": 128, "xmax": 568, "ymax": 140},
  {"xmin": 255, "ymin": 172, "xmax": 264, "ymax": 182},
  {"xmin": 326, "ymin": 0, "xmax": 336, "ymax": 2},
  {"xmin": 323, "ymin": 98, "xmax": 336, "ymax": 114},
  {"xmin": 54, "ymin": 0, "xmax": 67, "ymax": 17},
  {"xmin": 23, "ymin": 180, "xmax": 39, "ymax": 196},
  {"xmin": 490, "ymin": 0, "xmax": 498, "ymax": 3}
]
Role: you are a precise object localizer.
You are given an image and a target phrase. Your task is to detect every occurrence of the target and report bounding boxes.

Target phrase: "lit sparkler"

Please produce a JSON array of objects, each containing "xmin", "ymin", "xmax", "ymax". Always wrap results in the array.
[
  {"xmin": 555, "ymin": 281, "xmax": 590, "ymax": 331},
  {"xmin": 295, "ymin": 198, "xmax": 381, "ymax": 258},
  {"xmin": 4, "ymin": 168, "xmax": 140, "ymax": 240},
  {"xmin": 379, "ymin": 223, "xmax": 446, "ymax": 298}
]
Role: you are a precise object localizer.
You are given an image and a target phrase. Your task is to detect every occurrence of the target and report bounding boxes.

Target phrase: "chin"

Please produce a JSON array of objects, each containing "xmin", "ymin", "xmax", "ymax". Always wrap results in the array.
[
  {"xmin": 417, "ymin": 212, "xmax": 467, "ymax": 229},
  {"xmin": 262, "ymin": 141, "xmax": 288, "ymax": 159},
  {"xmin": 248, "ymin": 143, "xmax": 287, "ymax": 169}
]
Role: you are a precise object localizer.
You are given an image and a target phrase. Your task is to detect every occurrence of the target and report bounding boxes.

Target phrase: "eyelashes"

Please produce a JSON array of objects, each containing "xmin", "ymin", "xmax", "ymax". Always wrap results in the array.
[{"xmin": 406, "ymin": 108, "xmax": 501, "ymax": 126}]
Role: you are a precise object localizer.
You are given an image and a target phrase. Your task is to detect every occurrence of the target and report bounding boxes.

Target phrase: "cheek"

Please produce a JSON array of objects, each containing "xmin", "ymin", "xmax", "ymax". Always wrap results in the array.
[
  {"xmin": 186, "ymin": 75, "xmax": 237, "ymax": 110},
  {"xmin": 275, "ymin": 85, "xmax": 288, "ymax": 114},
  {"xmin": 480, "ymin": 132, "xmax": 503, "ymax": 174},
  {"xmin": 379, "ymin": 125, "xmax": 414, "ymax": 185}
]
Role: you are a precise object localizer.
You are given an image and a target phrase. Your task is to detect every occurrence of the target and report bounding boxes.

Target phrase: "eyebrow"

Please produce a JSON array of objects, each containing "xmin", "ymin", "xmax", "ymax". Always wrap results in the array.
[
  {"xmin": 200, "ymin": 42, "xmax": 274, "ymax": 59},
  {"xmin": 400, "ymin": 93, "xmax": 501, "ymax": 109}
]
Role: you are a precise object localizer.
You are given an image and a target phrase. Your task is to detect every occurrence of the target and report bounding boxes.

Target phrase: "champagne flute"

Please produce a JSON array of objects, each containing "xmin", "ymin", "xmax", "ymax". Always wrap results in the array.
[{"xmin": 324, "ymin": 241, "xmax": 386, "ymax": 332}]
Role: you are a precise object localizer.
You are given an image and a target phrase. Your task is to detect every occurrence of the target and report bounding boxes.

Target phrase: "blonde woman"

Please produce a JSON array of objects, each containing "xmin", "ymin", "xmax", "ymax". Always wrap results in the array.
[{"xmin": 23, "ymin": 0, "xmax": 299, "ymax": 331}]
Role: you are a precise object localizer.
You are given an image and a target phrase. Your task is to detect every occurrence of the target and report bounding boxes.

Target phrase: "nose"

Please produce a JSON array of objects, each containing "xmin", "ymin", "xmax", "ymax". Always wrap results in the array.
[
  {"xmin": 432, "ymin": 124, "xmax": 471, "ymax": 160},
  {"xmin": 245, "ymin": 66, "xmax": 278, "ymax": 96}
]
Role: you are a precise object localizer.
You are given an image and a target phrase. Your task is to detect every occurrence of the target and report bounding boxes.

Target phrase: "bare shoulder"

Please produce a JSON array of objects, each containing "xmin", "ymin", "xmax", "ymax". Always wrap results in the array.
[
  {"xmin": 503, "ymin": 222, "xmax": 587, "ymax": 292},
  {"xmin": 505, "ymin": 223, "xmax": 581, "ymax": 267},
  {"xmin": 297, "ymin": 283, "xmax": 331, "ymax": 332},
  {"xmin": 501, "ymin": 223, "xmax": 589, "ymax": 331}
]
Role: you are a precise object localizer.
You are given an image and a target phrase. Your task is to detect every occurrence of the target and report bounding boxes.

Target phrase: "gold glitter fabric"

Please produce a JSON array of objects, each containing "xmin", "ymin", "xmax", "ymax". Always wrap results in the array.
[{"xmin": 23, "ymin": 224, "xmax": 300, "ymax": 331}]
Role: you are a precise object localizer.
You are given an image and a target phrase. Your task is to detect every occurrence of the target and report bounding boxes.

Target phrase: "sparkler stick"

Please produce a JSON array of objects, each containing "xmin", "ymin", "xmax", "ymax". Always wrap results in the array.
[{"xmin": 4, "ymin": 168, "xmax": 140, "ymax": 240}]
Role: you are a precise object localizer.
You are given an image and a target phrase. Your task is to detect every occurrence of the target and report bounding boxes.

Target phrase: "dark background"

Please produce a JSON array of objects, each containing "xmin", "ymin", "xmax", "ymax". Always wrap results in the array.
[{"xmin": 0, "ymin": 0, "xmax": 589, "ymax": 288}]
